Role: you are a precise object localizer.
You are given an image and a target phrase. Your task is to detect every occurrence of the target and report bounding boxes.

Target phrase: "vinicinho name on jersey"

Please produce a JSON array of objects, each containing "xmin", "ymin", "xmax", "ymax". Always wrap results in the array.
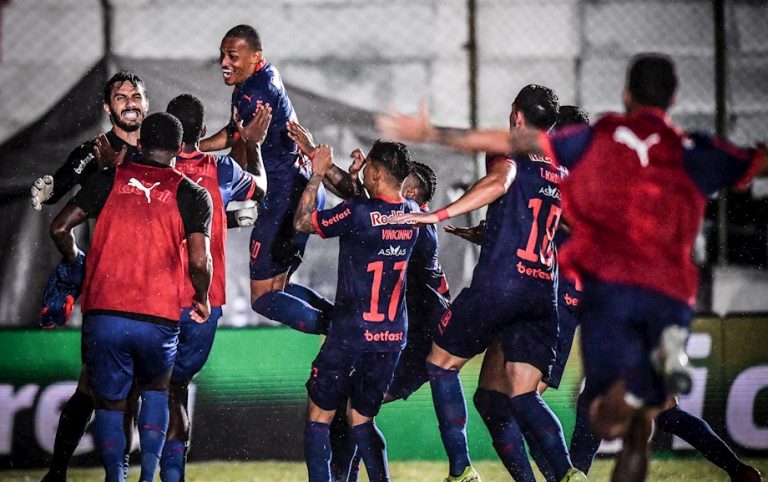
[{"xmin": 382, "ymin": 229, "xmax": 414, "ymax": 240}]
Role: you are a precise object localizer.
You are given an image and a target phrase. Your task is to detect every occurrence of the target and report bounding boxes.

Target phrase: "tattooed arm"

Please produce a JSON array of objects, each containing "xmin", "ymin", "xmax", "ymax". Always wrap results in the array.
[{"xmin": 294, "ymin": 144, "xmax": 334, "ymax": 234}]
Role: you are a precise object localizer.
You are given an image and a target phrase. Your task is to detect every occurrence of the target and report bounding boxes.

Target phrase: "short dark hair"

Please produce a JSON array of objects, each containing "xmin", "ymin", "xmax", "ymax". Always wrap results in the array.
[
  {"xmin": 224, "ymin": 24, "xmax": 262, "ymax": 51},
  {"xmin": 556, "ymin": 105, "xmax": 590, "ymax": 129},
  {"xmin": 167, "ymin": 94, "xmax": 205, "ymax": 145},
  {"xmin": 627, "ymin": 54, "xmax": 678, "ymax": 109},
  {"xmin": 104, "ymin": 71, "xmax": 145, "ymax": 104},
  {"xmin": 513, "ymin": 84, "xmax": 559, "ymax": 131},
  {"xmin": 368, "ymin": 140, "xmax": 411, "ymax": 182},
  {"xmin": 140, "ymin": 112, "xmax": 183, "ymax": 152},
  {"xmin": 409, "ymin": 161, "xmax": 437, "ymax": 203}
]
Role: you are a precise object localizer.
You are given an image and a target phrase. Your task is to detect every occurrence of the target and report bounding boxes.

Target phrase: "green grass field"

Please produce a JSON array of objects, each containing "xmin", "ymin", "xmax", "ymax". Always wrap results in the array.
[{"xmin": 1, "ymin": 458, "xmax": 766, "ymax": 481}]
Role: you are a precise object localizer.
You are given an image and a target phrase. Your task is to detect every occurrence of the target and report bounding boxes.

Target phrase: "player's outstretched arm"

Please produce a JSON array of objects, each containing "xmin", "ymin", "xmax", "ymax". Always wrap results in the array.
[
  {"xmin": 402, "ymin": 161, "xmax": 516, "ymax": 225},
  {"xmin": 236, "ymin": 103, "xmax": 271, "ymax": 199},
  {"xmin": 294, "ymin": 144, "xmax": 334, "ymax": 234},
  {"xmin": 376, "ymin": 103, "xmax": 545, "ymax": 155},
  {"xmin": 444, "ymin": 219, "xmax": 485, "ymax": 245},
  {"xmin": 200, "ymin": 126, "xmax": 233, "ymax": 152}
]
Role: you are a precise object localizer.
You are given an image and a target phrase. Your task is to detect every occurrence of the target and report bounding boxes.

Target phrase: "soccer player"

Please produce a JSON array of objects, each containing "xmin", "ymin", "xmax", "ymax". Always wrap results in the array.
[
  {"xmin": 378, "ymin": 54, "xmax": 767, "ymax": 482},
  {"xmin": 31, "ymin": 71, "xmax": 148, "ymax": 211},
  {"xmin": 294, "ymin": 141, "xmax": 419, "ymax": 482},
  {"xmin": 158, "ymin": 94, "xmax": 269, "ymax": 482},
  {"xmin": 200, "ymin": 24, "xmax": 326, "ymax": 322},
  {"xmin": 399, "ymin": 85, "xmax": 584, "ymax": 482},
  {"xmin": 47, "ymin": 112, "xmax": 213, "ymax": 482},
  {"xmin": 37, "ymin": 71, "xmax": 149, "ymax": 482}
]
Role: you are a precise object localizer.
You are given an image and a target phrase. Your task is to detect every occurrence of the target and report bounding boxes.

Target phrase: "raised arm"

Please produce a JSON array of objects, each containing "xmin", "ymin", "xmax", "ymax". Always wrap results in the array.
[
  {"xmin": 376, "ymin": 103, "xmax": 545, "ymax": 156},
  {"xmin": 200, "ymin": 126, "xmax": 233, "ymax": 152},
  {"xmin": 402, "ymin": 159, "xmax": 516, "ymax": 225},
  {"xmin": 294, "ymin": 144, "xmax": 334, "ymax": 234}
]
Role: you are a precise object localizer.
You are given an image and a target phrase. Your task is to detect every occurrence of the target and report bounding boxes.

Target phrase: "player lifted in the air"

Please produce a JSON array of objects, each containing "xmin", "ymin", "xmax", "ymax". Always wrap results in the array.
[
  {"xmin": 378, "ymin": 54, "xmax": 767, "ymax": 482},
  {"xmin": 293, "ymin": 141, "xmax": 419, "ymax": 482},
  {"xmin": 200, "ymin": 24, "xmax": 327, "ymax": 325}
]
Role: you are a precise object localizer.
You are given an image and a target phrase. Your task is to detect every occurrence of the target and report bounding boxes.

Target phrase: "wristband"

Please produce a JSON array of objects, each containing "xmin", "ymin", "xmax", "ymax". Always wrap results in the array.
[{"xmin": 435, "ymin": 208, "xmax": 450, "ymax": 222}]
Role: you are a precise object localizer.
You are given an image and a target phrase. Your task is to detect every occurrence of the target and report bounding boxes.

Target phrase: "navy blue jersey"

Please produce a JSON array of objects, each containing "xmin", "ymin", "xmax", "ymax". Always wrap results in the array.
[
  {"xmin": 226, "ymin": 61, "xmax": 307, "ymax": 184},
  {"xmin": 471, "ymin": 153, "xmax": 566, "ymax": 293},
  {"xmin": 313, "ymin": 196, "xmax": 421, "ymax": 352},
  {"xmin": 407, "ymin": 217, "xmax": 450, "ymax": 343}
]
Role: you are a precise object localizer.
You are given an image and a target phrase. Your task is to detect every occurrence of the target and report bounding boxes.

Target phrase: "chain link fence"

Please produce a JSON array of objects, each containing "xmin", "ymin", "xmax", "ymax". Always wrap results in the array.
[{"xmin": 0, "ymin": 0, "xmax": 766, "ymax": 320}]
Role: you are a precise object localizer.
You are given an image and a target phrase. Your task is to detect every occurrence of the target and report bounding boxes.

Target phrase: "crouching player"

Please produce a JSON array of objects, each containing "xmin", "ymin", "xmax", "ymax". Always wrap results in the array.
[
  {"xmin": 294, "ymin": 141, "xmax": 420, "ymax": 482},
  {"xmin": 159, "ymin": 94, "xmax": 269, "ymax": 482}
]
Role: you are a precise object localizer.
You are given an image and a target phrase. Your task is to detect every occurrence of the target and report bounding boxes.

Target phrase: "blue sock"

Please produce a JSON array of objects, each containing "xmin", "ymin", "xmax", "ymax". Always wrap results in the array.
[
  {"xmin": 305, "ymin": 421, "xmax": 332, "ymax": 482},
  {"xmin": 330, "ymin": 410, "xmax": 359, "ymax": 482},
  {"xmin": 352, "ymin": 422, "xmax": 390, "ymax": 482},
  {"xmin": 252, "ymin": 290, "xmax": 329, "ymax": 334},
  {"xmin": 656, "ymin": 406, "xmax": 743, "ymax": 476},
  {"xmin": 569, "ymin": 391, "xmax": 601, "ymax": 474},
  {"xmin": 138, "ymin": 390, "xmax": 169, "ymax": 482},
  {"xmin": 427, "ymin": 362, "xmax": 471, "ymax": 477},
  {"xmin": 286, "ymin": 283, "xmax": 334, "ymax": 313},
  {"xmin": 94, "ymin": 409, "xmax": 127, "ymax": 482},
  {"xmin": 473, "ymin": 388, "xmax": 535, "ymax": 481},
  {"xmin": 524, "ymin": 425, "xmax": 558, "ymax": 482},
  {"xmin": 159, "ymin": 439, "xmax": 185, "ymax": 482},
  {"xmin": 508, "ymin": 391, "xmax": 572, "ymax": 481}
]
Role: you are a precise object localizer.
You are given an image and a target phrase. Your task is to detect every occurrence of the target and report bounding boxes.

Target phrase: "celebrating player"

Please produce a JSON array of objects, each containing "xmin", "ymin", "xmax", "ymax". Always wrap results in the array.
[
  {"xmin": 47, "ymin": 112, "xmax": 213, "ymax": 482},
  {"xmin": 378, "ymin": 54, "xmax": 767, "ymax": 482},
  {"xmin": 37, "ymin": 71, "xmax": 149, "ymax": 482},
  {"xmin": 396, "ymin": 85, "xmax": 583, "ymax": 482},
  {"xmin": 200, "ymin": 24, "xmax": 326, "ymax": 323},
  {"xmin": 31, "ymin": 71, "xmax": 147, "ymax": 211},
  {"xmin": 294, "ymin": 141, "xmax": 419, "ymax": 482},
  {"xmin": 158, "ymin": 94, "xmax": 269, "ymax": 482}
]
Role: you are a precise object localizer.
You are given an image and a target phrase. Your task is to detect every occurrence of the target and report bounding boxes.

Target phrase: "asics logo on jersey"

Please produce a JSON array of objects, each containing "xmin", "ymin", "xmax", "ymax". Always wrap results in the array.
[
  {"xmin": 378, "ymin": 245, "xmax": 407, "ymax": 257},
  {"xmin": 321, "ymin": 207, "xmax": 351, "ymax": 227},
  {"xmin": 127, "ymin": 178, "xmax": 161, "ymax": 203},
  {"xmin": 613, "ymin": 126, "xmax": 660, "ymax": 167},
  {"xmin": 370, "ymin": 210, "xmax": 414, "ymax": 227},
  {"xmin": 74, "ymin": 152, "xmax": 94, "ymax": 175},
  {"xmin": 538, "ymin": 185, "xmax": 561, "ymax": 200}
]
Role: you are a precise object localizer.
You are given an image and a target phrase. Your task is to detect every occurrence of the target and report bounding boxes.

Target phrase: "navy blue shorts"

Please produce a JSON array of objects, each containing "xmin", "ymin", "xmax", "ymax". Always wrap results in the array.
[
  {"xmin": 544, "ymin": 299, "xmax": 579, "ymax": 389},
  {"xmin": 249, "ymin": 182, "xmax": 325, "ymax": 280},
  {"xmin": 82, "ymin": 314, "xmax": 179, "ymax": 401},
  {"xmin": 171, "ymin": 306, "xmax": 223, "ymax": 383},
  {"xmin": 307, "ymin": 341, "xmax": 400, "ymax": 418},
  {"xmin": 387, "ymin": 333, "xmax": 431, "ymax": 400},
  {"xmin": 434, "ymin": 283, "xmax": 558, "ymax": 376},
  {"xmin": 579, "ymin": 277, "xmax": 692, "ymax": 408}
]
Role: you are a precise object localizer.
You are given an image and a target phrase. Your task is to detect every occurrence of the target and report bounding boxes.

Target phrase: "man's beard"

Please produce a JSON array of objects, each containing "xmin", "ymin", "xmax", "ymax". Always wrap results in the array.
[{"xmin": 110, "ymin": 107, "xmax": 142, "ymax": 132}]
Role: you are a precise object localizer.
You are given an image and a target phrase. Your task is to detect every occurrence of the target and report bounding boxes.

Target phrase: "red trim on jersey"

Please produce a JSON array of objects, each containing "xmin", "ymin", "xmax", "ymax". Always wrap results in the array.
[
  {"xmin": 244, "ymin": 174, "xmax": 258, "ymax": 200},
  {"xmin": 420, "ymin": 203, "xmax": 429, "ymax": 210},
  {"xmin": 487, "ymin": 153, "xmax": 514, "ymax": 169},
  {"xmin": 539, "ymin": 132, "xmax": 557, "ymax": 165},
  {"xmin": 177, "ymin": 150, "xmax": 205, "ymax": 161},
  {"xmin": 375, "ymin": 194, "xmax": 405, "ymax": 204},
  {"xmin": 311, "ymin": 211, "xmax": 326, "ymax": 238},
  {"xmin": 735, "ymin": 144, "xmax": 765, "ymax": 191},
  {"xmin": 437, "ymin": 275, "xmax": 450, "ymax": 296}
]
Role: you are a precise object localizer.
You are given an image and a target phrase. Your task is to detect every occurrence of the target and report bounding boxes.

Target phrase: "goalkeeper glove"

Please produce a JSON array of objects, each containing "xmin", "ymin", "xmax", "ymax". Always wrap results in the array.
[
  {"xmin": 31, "ymin": 175, "xmax": 54, "ymax": 211},
  {"xmin": 39, "ymin": 250, "xmax": 85, "ymax": 329}
]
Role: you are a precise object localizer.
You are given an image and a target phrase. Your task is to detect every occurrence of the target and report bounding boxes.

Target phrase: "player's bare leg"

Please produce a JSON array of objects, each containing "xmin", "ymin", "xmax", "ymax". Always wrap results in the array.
[
  {"xmin": 250, "ymin": 272, "xmax": 289, "ymax": 305},
  {"xmin": 611, "ymin": 409, "xmax": 656, "ymax": 482}
]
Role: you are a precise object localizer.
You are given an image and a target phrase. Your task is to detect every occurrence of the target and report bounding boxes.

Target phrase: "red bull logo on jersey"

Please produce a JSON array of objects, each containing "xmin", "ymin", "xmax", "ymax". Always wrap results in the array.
[
  {"xmin": 175, "ymin": 161, "xmax": 215, "ymax": 179},
  {"xmin": 370, "ymin": 210, "xmax": 414, "ymax": 227},
  {"xmin": 364, "ymin": 330, "xmax": 404, "ymax": 343},
  {"xmin": 516, "ymin": 261, "xmax": 553, "ymax": 281},
  {"xmin": 120, "ymin": 178, "xmax": 172, "ymax": 204},
  {"xmin": 321, "ymin": 207, "xmax": 351, "ymax": 227},
  {"xmin": 382, "ymin": 229, "xmax": 414, "ymax": 241}
]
